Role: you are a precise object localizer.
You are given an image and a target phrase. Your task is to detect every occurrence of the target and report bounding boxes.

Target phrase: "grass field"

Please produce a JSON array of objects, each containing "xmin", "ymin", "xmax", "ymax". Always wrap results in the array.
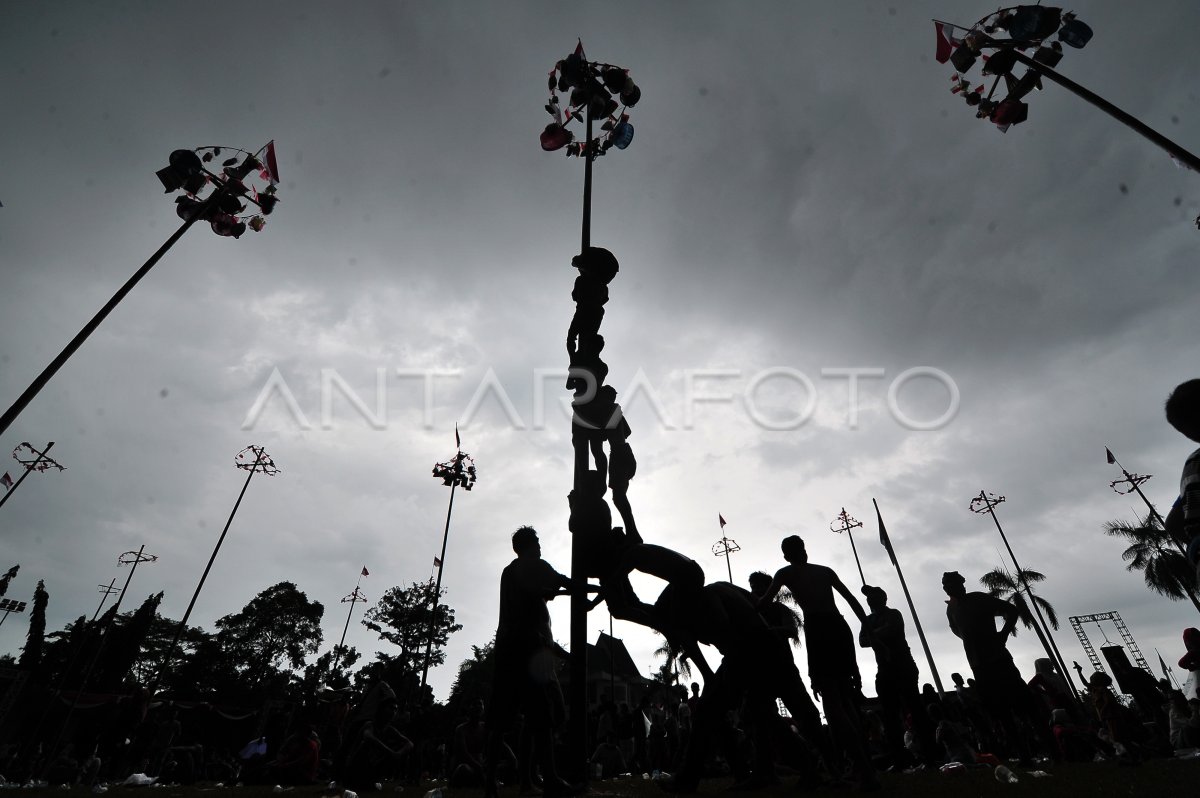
[{"xmin": 10, "ymin": 759, "xmax": 1200, "ymax": 798}]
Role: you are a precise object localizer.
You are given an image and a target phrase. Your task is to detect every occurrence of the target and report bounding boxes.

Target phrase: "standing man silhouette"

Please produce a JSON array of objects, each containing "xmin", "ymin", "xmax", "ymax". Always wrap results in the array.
[
  {"xmin": 758, "ymin": 536, "xmax": 879, "ymax": 790},
  {"xmin": 485, "ymin": 527, "xmax": 582, "ymax": 798},
  {"xmin": 858, "ymin": 584, "xmax": 937, "ymax": 767},
  {"xmin": 940, "ymin": 570, "xmax": 1049, "ymax": 764}
]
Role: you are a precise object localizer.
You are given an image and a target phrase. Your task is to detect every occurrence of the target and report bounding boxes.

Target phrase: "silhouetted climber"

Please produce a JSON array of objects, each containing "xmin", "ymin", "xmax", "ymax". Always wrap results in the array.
[
  {"xmin": 757, "ymin": 536, "xmax": 879, "ymax": 789},
  {"xmin": 940, "ymin": 570, "xmax": 1050, "ymax": 763},
  {"xmin": 567, "ymin": 247, "xmax": 623, "ymax": 482},
  {"xmin": 572, "ymin": 385, "xmax": 629, "ymax": 481},
  {"xmin": 858, "ymin": 584, "xmax": 938, "ymax": 768},
  {"xmin": 566, "ymin": 333, "xmax": 609, "ymax": 394},
  {"xmin": 485, "ymin": 527, "xmax": 589, "ymax": 798},
  {"xmin": 565, "ymin": 247, "xmax": 619, "ymax": 349},
  {"xmin": 1165, "ymin": 379, "xmax": 1200, "ymax": 590},
  {"xmin": 587, "ymin": 504, "xmax": 710, "ymax": 677},
  {"xmin": 608, "ymin": 418, "xmax": 637, "ymax": 529},
  {"xmin": 568, "ymin": 471, "xmax": 618, "ymax": 602},
  {"xmin": 659, "ymin": 582, "xmax": 826, "ymax": 792}
]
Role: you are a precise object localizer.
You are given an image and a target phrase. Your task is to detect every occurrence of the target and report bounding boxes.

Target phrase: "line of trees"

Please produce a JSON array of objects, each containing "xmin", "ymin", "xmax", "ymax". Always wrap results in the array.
[{"xmin": 0, "ymin": 573, "xmax": 461, "ymax": 708}]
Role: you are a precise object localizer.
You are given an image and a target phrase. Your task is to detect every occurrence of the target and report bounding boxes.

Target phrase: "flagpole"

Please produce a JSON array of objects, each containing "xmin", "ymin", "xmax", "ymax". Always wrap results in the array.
[
  {"xmin": 42, "ymin": 544, "xmax": 157, "ymax": 776},
  {"xmin": 712, "ymin": 520, "xmax": 741, "ymax": 584},
  {"xmin": 831, "ymin": 508, "xmax": 867, "ymax": 586},
  {"xmin": 421, "ymin": 434, "xmax": 476, "ymax": 695},
  {"xmin": 420, "ymin": 479, "xmax": 455, "ymax": 694},
  {"xmin": 1106, "ymin": 448, "xmax": 1185, "ymax": 555},
  {"xmin": 152, "ymin": 445, "xmax": 275, "ymax": 692},
  {"xmin": 0, "ymin": 184, "xmax": 231, "ymax": 438},
  {"xmin": 1006, "ymin": 49, "xmax": 1200, "ymax": 173},
  {"xmin": 332, "ymin": 574, "xmax": 366, "ymax": 675},
  {"xmin": 971, "ymin": 490, "xmax": 1081, "ymax": 703},
  {"xmin": 0, "ymin": 144, "xmax": 284, "ymax": 438},
  {"xmin": 1156, "ymin": 648, "xmax": 1182, "ymax": 690},
  {"xmin": 0, "ymin": 441, "xmax": 56, "ymax": 510},
  {"xmin": 873, "ymin": 499, "xmax": 945, "ymax": 697},
  {"xmin": 931, "ymin": 13, "xmax": 1200, "ymax": 173},
  {"xmin": 91, "ymin": 578, "xmax": 119, "ymax": 622},
  {"xmin": 541, "ymin": 43, "xmax": 642, "ymax": 782}
]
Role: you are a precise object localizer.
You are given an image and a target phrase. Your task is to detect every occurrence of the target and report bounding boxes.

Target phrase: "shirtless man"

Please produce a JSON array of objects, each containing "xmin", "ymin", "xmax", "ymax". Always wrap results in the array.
[{"xmin": 758, "ymin": 535, "xmax": 879, "ymax": 790}]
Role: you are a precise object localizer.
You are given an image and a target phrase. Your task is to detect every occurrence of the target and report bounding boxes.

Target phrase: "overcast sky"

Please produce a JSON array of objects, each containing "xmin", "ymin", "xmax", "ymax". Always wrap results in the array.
[{"xmin": 3, "ymin": 1, "xmax": 1200, "ymax": 705}]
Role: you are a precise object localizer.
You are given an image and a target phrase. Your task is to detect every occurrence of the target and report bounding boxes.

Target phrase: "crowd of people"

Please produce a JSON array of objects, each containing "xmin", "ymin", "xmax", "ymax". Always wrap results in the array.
[
  {"xmin": 478, "ymin": 298, "xmax": 1200, "ymax": 796},
  {"xmin": 479, "ymin": 523, "xmax": 1200, "ymax": 794},
  {"xmin": 0, "ymin": 680, "xmax": 433, "ymax": 790},
  {"xmin": 3, "ymin": 273, "xmax": 1199, "ymax": 794}
]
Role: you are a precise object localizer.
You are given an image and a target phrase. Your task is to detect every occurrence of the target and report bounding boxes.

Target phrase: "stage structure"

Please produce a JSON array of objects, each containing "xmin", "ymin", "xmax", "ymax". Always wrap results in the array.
[{"xmin": 1068, "ymin": 610, "xmax": 1152, "ymax": 680}]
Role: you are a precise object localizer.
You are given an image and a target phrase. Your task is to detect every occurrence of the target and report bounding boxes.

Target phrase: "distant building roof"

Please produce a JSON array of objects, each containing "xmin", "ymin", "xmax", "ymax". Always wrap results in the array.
[{"xmin": 588, "ymin": 632, "xmax": 647, "ymax": 681}]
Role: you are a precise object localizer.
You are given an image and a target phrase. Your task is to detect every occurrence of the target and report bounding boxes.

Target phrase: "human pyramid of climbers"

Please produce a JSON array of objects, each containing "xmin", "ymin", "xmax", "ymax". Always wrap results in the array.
[
  {"xmin": 479, "ymin": 249, "xmax": 1200, "ymax": 796},
  {"xmin": 485, "ymin": 247, "xmax": 894, "ymax": 792}
]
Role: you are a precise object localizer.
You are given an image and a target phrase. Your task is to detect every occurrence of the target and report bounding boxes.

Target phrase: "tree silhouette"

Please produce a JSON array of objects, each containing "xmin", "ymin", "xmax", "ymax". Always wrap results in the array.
[
  {"xmin": 0, "ymin": 564, "xmax": 18, "ymax": 597},
  {"xmin": 40, "ymin": 613, "xmax": 88, "ymax": 686},
  {"xmin": 363, "ymin": 580, "xmax": 462, "ymax": 678},
  {"xmin": 1104, "ymin": 512, "xmax": 1200, "ymax": 613},
  {"xmin": 301, "ymin": 646, "xmax": 361, "ymax": 694},
  {"xmin": 133, "ymin": 611, "xmax": 211, "ymax": 688},
  {"xmin": 93, "ymin": 592, "xmax": 163, "ymax": 691},
  {"xmin": 18, "ymin": 579, "xmax": 48, "ymax": 670},
  {"xmin": 215, "ymin": 581, "xmax": 325, "ymax": 689},
  {"xmin": 652, "ymin": 635, "xmax": 693, "ymax": 685},
  {"xmin": 980, "ymin": 566, "xmax": 1060, "ymax": 632},
  {"xmin": 447, "ymin": 639, "xmax": 495, "ymax": 717}
]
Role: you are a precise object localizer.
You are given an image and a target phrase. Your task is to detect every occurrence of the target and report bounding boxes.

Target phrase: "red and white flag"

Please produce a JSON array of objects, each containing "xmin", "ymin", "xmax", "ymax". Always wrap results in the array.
[
  {"xmin": 719, "ymin": 513, "xmax": 727, "ymax": 529},
  {"xmin": 361, "ymin": 566, "xmax": 369, "ymax": 577},
  {"xmin": 933, "ymin": 20, "xmax": 966, "ymax": 64},
  {"xmin": 264, "ymin": 140, "xmax": 281, "ymax": 185},
  {"xmin": 1, "ymin": 472, "xmax": 12, "ymax": 491}
]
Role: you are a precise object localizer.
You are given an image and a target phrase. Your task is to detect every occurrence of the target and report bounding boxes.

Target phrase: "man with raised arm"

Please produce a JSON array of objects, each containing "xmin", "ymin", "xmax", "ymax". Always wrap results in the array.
[{"xmin": 757, "ymin": 535, "xmax": 879, "ymax": 790}]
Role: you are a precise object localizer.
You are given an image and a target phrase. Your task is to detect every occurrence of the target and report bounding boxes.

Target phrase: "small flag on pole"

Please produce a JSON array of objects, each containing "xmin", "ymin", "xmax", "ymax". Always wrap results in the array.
[
  {"xmin": 0, "ymin": 473, "xmax": 12, "ymax": 491},
  {"xmin": 455, "ymin": 424, "xmax": 461, "ymax": 449},
  {"xmin": 1159, "ymin": 652, "xmax": 1171, "ymax": 680},
  {"xmin": 361, "ymin": 566, "xmax": 369, "ymax": 577},
  {"xmin": 1106, "ymin": 447, "xmax": 1117, "ymax": 465},
  {"xmin": 434, "ymin": 556, "xmax": 442, "ymax": 568},
  {"xmin": 932, "ymin": 20, "xmax": 966, "ymax": 64},
  {"xmin": 718, "ymin": 513, "xmax": 727, "ymax": 529},
  {"xmin": 264, "ymin": 140, "xmax": 281, "ymax": 185},
  {"xmin": 874, "ymin": 499, "xmax": 897, "ymax": 566}
]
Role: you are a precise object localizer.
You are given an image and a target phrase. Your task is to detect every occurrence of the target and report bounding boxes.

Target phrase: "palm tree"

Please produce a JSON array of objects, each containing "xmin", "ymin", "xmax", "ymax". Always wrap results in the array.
[
  {"xmin": 979, "ymin": 565, "xmax": 1073, "ymax": 688},
  {"xmin": 980, "ymin": 566, "xmax": 1060, "ymax": 634},
  {"xmin": 1104, "ymin": 512, "xmax": 1200, "ymax": 614},
  {"xmin": 653, "ymin": 635, "xmax": 692, "ymax": 686}
]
